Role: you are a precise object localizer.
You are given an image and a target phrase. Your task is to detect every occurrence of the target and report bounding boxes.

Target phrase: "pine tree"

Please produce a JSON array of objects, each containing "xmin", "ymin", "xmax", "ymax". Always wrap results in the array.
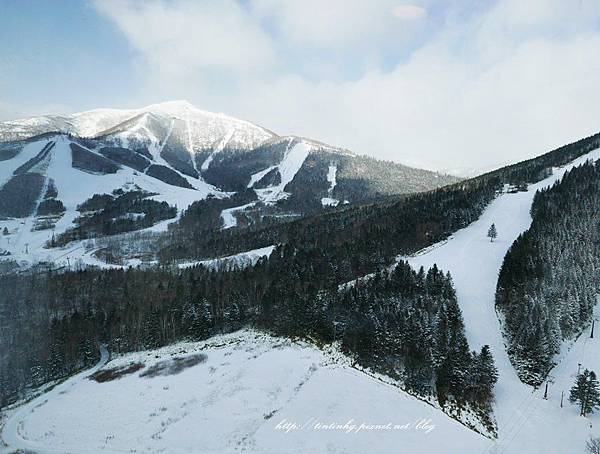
[
  {"xmin": 487, "ymin": 223, "xmax": 498, "ymax": 242},
  {"xmin": 569, "ymin": 369, "xmax": 600, "ymax": 416},
  {"xmin": 470, "ymin": 345, "xmax": 498, "ymax": 404},
  {"xmin": 587, "ymin": 437, "xmax": 600, "ymax": 454}
]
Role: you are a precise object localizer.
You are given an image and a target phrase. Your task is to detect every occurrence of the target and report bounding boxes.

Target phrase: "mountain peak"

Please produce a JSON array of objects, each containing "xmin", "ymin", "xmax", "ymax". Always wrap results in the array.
[{"xmin": 143, "ymin": 100, "xmax": 198, "ymax": 114}]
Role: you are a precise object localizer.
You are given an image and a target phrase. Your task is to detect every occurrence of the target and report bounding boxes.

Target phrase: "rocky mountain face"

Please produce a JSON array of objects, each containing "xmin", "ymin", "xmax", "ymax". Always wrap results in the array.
[{"xmin": 0, "ymin": 101, "xmax": 458, "ymax": 266}]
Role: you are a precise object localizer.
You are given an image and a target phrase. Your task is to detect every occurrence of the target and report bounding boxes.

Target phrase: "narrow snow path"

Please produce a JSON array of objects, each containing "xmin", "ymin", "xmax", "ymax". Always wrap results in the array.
[
  {"xmin": 185, "ymin": 116, "xmax": 203, "ymax": 178},
  {"xmin": 321, "ymin": 164, "xmax": 339, "ymax": 207},
  {"xmin": 0, "ymin": 140, "xmax": 48, "ymax": 189},
  {"xmin": 10, "ymin": 145, "xmax": 54, "ymax": 256},
  {"xmin": 201, "ymin": 128, "xmax": 235, "ymax": 171},
  {"xmin": 255, "ymin": 140, "xmax": 310, "ymax": 204},
  {"xmin": 220, "ymin": 202, "xmax": 256, "ymax": 229},
  {"xmin": 1, "ymin": 345, "xmax": 109, "ymax": 454},
  {"xmin": 404, "ymin": 147, "xmax": 600, "ymax": 453},
  {"xmin": 247, "ymin": 165, "xmax": 278, "ymax": 189},
  {"xmin": 178, "ymin": 245, "xmax": 276, "ymax": 269}
]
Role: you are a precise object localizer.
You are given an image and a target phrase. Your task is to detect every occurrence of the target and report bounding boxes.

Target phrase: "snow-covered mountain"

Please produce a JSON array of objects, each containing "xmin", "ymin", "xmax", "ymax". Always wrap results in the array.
[
  {"xmin": 0, "ymin": 101, "xmax": 457, "ymax": 267},
  {"xmin": 0, "ymin": 101, "xmax": 275, "ymax": 149}
]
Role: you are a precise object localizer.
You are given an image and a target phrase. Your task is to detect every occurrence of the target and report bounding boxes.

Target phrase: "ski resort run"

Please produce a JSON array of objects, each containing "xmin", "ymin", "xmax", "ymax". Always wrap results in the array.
[
  {"xmin": 0, "ymin": 330, "xmax": 489, "ymax": 454},
  {"xmin": 403, "ymin": 147, "xmax": 600, "ymax": 453},
  {"xmin": 254, "ymin": 141, "xmax": 311, "ymax": 204},
  {"xmin": 321, "ymin": 164, "xmax": 339, "ymax": 207}
]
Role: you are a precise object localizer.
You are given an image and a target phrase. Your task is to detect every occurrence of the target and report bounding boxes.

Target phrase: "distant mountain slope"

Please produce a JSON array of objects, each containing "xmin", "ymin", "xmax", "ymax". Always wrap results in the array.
[{"xmin": 0, "ymin": 101, "xmax": 457, "ymax": 267}]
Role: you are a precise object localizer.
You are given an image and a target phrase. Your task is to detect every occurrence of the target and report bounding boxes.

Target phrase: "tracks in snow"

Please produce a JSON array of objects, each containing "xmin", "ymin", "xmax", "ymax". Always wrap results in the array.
[{"xmin": 1, "ymin": 345, "xmax": 109, "ymax": 454}]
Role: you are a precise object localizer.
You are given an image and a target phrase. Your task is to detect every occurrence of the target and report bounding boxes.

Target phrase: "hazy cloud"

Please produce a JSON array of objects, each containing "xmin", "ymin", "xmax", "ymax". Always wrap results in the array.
[
  {"xmin": 94, "ymin": 0, "xmax": 276, "ymax": 75},
  {"xmin": 28, "ymin": 0, "xmax": 600, "ymax": 173},
  {"xmin": 391, "ymin": 4, "xmax": 427, "ymax": 20}
]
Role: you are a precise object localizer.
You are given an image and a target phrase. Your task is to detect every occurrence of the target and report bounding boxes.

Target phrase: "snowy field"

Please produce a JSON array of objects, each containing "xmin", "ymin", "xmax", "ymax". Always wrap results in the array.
[
  {"xmin": 404, "ymin": 147, "xmax": 600, "ymax": 453},
  {"xmin": 1, "ymin": 330, "xmax": 488, "ymax": 454}
]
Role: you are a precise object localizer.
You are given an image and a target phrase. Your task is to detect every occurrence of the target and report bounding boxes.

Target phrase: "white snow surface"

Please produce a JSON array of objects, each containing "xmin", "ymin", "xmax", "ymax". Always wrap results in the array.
[
  {"xmin": 403, "ymin": 147, "xmax": 600, "ymax": 453},
  {"xmin": 1, "ymin": 330, "xmax": 488, "ymax": 454},
  {"xmin": 255, "ymin": 140, "xmax": 311, "ymax": 204},
  {"xmin": 220, "ymin": 202, "xmax": 257, "ymax": 230},
  {"xmin": 321, "ymin": 164, "xmax": 340, "ymax": 207},
  {"xmin": 1, "ymin": 101, "xmax": 275, "ymax": 152},
  {"xmin": 247, "ymin": 165, "xmax": 278, "ymax": 189},
  {"xmin": 178, "ymin": 245, "xmax": 275, "ymax": 270},
  {"xmin": 0, "ymin": 137, "xmax": 223, "ymax": 267}
]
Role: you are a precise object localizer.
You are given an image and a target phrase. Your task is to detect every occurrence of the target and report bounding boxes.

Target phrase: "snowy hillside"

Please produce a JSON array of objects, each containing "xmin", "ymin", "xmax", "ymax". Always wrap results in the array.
[
  {"xmin": 0, "ymin": 101, "xmax": 275, "ymax": 150},
  {"xmin": 0, "ymin": 135, "xmax": 221, "ymax": 267},
  {"xmin": 403, "ymin": 147, "xmax": 600, "ymax": 453},
  {"xmin": 0, "ymin": 330, "xmax": 489, "ymax": 454}
]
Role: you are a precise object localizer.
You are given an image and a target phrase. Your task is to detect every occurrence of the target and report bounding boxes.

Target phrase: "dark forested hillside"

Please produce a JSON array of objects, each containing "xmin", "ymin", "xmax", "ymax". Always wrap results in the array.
[
  {"xmin": 160, "ymin": 133, "xmax": 600, "ymax": 274},
  {"xmin": 0, "ymin": 251, "xmax": 496, "ymax": 427},
  {"xmin": 496, "ymin": 159, "xmax": 600, "ymax": 385}
]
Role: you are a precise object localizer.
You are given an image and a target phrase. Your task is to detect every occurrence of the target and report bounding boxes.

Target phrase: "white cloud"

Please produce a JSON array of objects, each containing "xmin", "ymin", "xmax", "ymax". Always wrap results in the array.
[
  {"xmin": 391, "ymin": 4, "xmax": 427, "ymax": 20},
  {"xmin": 94, "ymin": 0, "xmax": 275, "ymax": 75},
  {"xmin": 91, "ymin": 0, "xmax": 600, "ymax": 173},
  {"xmin": 252, "ymin": 0, "xmax": 425, "ymax": 49}
]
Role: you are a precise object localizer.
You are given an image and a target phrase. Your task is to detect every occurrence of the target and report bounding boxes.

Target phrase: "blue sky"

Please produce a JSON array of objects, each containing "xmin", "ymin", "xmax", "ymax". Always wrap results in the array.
[
  {"xmin": 1, "ymin": 0, "xmax": 600, "ymax": 172},
  {"xmin": 0, "ymin": 0, "xmax": 142, "ymax": 112}
]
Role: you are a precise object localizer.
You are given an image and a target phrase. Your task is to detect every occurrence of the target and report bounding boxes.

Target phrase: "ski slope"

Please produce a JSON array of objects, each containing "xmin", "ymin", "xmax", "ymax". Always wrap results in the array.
[
  {"xmin": 255, "ymin": 140, "xmax": 310, "ymax": 204},
  {"xmin": 0, "ymin": 136, "xmax": 223, "ymax": 267},
  {"xmin": 321, "ymin": 164, "xmax": 339, "ymax": 207},
  {"xmin": 404, "ymin": 147, "xmax": 600, "ymax": 453},
  {"xmin": 178, "ymin": 245, "xmax": 275, "ymax": 270},
  {"xmin": 0, "ymin": 330, "xmax": 488, "ymax": 454},
  {"xmin": 220, "ymin": 202, "xmax": 257, "ymax": 230}
]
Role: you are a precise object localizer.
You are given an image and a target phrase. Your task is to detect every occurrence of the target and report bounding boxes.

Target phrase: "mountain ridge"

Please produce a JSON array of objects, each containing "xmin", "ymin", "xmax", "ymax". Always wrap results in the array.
[{"xmin": 0, "ymin": 101, "xmax": 458, "ymax": 268}]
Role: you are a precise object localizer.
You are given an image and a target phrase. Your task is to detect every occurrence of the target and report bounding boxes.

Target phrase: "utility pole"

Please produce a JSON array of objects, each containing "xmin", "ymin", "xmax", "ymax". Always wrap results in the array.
[
  {"xmin": 591, "ymin": 319, "xmax": 595, "ymax": 339},
  {"xmin": 544, "ymin": 382, "xmax": 549, "ymax": 400},
  {"xmin": 578, "ymin": 363, "xmax": 582, "ymax": 375},
  {"xmin": 560, "ymin": 390, "xmax": 564, "ymax": 408}
]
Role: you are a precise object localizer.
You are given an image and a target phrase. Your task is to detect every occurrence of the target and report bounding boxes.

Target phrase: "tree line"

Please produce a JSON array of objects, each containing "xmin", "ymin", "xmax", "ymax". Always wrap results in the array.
[
  {"xmin": 0, "ymin": 248, "xmax": 496, "ymax": 425},
  {"xmin": 496, "ymin": 159, "xmax": 600, "ymax": 385}
]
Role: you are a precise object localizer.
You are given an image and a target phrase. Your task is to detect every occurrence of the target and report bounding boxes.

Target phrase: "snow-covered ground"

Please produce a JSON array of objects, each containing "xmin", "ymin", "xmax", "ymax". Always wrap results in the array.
[
  {"xmin": 220, "ymin": 139, "xmax": 311, "ymax": 228},
  {"xmin": 178, "ymin": 245, "xmax": 275, "ymax": 270},
  {"xmin": 321, "ymin": 164, "xmax": 339, "ymax": 207},
  {"xmin": 254, "ymin": 140, "xmax": 310, "ymax": 204},
  {"xmin": 404, "ymin": 147, "xmax": 600, "ymax": 453},
  {"xmin": 0, "ymin": 330, "xmax": 488, "ymax": 454},
  {"xmin": 1, "ymin": 345, "xmax": 109, "ymax": 454},
  {"xmin": 0, "ymin": 136, "xmax": 224, "ymax": 268},
  {"xmin": 3, "ymin": 139, "xmax": 599, "ymax": 453},
  {"xmin": 221, "ymin": 202, "xmax": 257, "ymax": 230}
]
